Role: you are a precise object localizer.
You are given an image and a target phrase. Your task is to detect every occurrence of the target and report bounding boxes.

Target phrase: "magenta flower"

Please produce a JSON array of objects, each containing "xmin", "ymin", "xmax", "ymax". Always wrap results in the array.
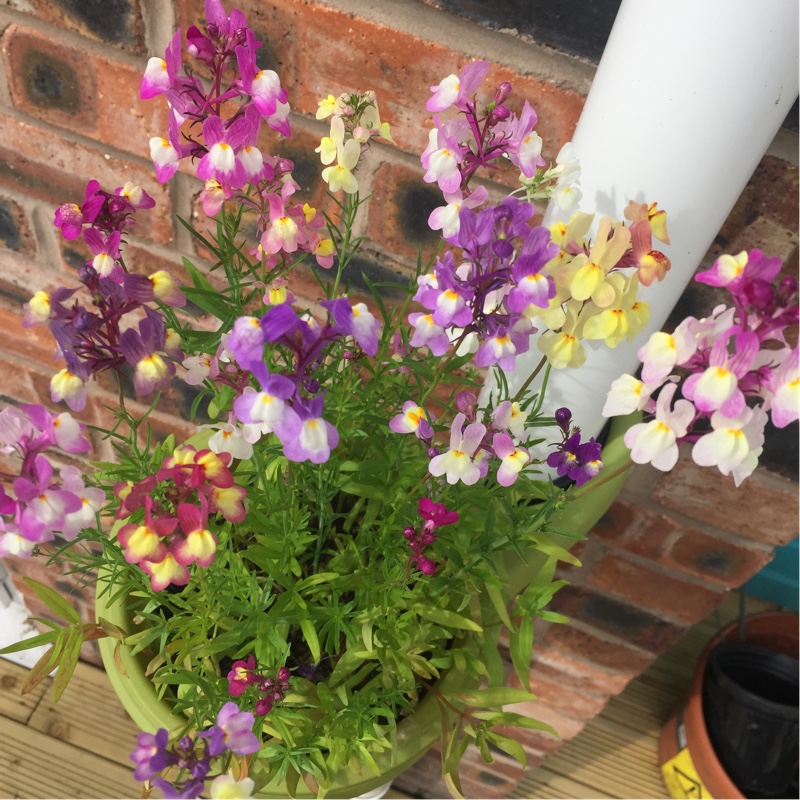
[
  {"xmin": 195, "ymin": 115, "xmax": 251, "ymax": 189},
  {"xmin": 140, "ymin": 29, "xmax": 181, "ymax": 100},
  {"xmin": 227, "ymin": 655, "xmax": 258, "ymax": 697},
  {"xmin": 53, "ymin": 181, "xmax": 104, "ymax": 240}
]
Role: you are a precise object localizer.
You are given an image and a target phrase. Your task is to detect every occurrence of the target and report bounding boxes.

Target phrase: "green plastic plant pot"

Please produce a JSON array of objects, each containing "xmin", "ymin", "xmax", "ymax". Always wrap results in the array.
[
  {"xmin": 96, "ymin": 412, "xmax": 637, "ymax": 798},
  {"xmin": 96, "ymin": 581, "xmax": 481, "ymax": 799}
]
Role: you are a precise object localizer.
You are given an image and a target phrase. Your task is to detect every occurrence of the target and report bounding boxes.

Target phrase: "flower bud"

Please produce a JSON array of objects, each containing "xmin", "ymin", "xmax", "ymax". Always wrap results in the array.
[
  {"xmin": 555, "ymin": 406, "xmax": 572, "ymax": 433},
  {"xmin": 277, "ymin": 667, "xmax": 291, "ymax": 682}
]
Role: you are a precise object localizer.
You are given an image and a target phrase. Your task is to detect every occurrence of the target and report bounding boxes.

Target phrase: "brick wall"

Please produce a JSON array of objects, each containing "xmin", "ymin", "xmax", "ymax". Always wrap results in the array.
[{"xmin": 0, "ymin": 2, "xmax": 797, "ymax": 798}]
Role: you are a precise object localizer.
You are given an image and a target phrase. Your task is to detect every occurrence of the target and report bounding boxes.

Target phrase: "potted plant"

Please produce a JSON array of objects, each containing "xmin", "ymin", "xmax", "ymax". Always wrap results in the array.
[
  {"xmin": 600, "ymin": 243, "xmax": 799, "ymax": 799},
  {"xmin": 1, "ymin": 1, "xmax": 794, "ymax": 798}
]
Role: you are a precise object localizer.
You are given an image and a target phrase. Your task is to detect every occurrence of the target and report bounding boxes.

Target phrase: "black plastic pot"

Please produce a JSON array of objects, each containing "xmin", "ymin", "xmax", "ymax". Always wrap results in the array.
[{"xmin": 702, "ymin": 641, "xmax": 799, "ymax": 798}]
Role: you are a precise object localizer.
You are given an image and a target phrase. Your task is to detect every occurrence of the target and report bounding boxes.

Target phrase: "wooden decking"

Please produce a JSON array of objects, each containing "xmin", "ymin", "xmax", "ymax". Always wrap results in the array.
[{"xmin": 0, "ymin": 592, "xmax": 777, "ymax": 799}]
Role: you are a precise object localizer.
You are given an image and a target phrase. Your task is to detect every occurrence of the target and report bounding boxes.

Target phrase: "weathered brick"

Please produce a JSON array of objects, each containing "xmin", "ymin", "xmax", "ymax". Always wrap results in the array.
[
  {"xmin": 651, "ymin": 454, "xmax": 798, "ymax": 546},
  {"xmin": 1, "ymin": 24, "xmax": 97, "ymax": 133},
  {"xmin": 0, "ymin": 193, "xmax": 35, "ymax": 256},
  {"xmin": 367, "ymin": 161, "xmax": 441, "ymax": 264},
  {"xmin": 590, "ymin": 499, "xmax": 673, "ymax": 560},
  {"xmin": 94, "ymin": 51, "xmax": 169, "ymax": 160},
  {"xmin": 506, "ymin": 653, "xmax": 609, "ymax": 720},
  {"xmin": 587, "ymin": 552, "xmax": 726, "ymax": 624},
  {"xmin": 0, "ymin": 0, "xmax": 146, "ymax": 54},
  {"xmin": 712, "ymin": 154, "xmax": 800, "ymax": 257},
  {"xmin": 541, "ymin": 621, "xmax": 656, "ymax": 678},
  {"xmin": 548, "ymin": 585, "xmax": 688, "ymax": 653},
  {"xmin": 665, "ymin": 529, "xmax": 773, "ymax": 587}
]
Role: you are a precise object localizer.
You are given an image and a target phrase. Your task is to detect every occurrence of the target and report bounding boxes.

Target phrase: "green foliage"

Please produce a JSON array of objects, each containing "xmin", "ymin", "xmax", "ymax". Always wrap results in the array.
[{"xmin": 6, "ymin": 188, "xmax": 610, "ymax": 797}]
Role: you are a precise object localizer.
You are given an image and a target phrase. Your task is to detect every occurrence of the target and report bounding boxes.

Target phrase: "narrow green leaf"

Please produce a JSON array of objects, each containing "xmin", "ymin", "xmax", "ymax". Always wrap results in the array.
[
  {"xmin": 52, "ymin": 627, "xmax": 83, "ymax": 702},
  {"xmin": 22, "ymin": 578, "xmax": 81, "ymax": 624},
  {"xmin": 182, "ymin": 256, "xmax": 215, "ymax": 292},
  {"xmin": 472, "ymin": 710, "xmax": 558, "ymax": 735},
  {"xmin": 20, "ymin": 634, "xmax": 64, "ymax": 695},
  {"xmin": 444, "ymin": 686, "xmax": 537, "ymax": 707},
  {"xmin": 509, "ymin": 616, "xmax": 534, "ymax": 693},
  {"xmin": 0, "ymin": 630, "xmax": 60, "ymax": 655},
  {"xmin": 411, "ymin": 604, "xmax": 482, "ymax": 632},
  {"xmin": 299, "ymin": 618, "xmax": 321, "ymax": 664},
  {"xmin": 485, "ymin": 583, "xmax": 511, "ymax": 627},
  {"xmin": 485, "ymin": 731, "xmax": 526, "ymax": 768}
]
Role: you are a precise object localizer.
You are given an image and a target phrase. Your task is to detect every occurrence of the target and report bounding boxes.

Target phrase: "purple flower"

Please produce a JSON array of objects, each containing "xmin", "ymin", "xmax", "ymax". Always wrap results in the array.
[
  {"xmin": 130, "ymin": 728, "xmax": 172, "ymax": 782},
  {"xmin": 151, "ymin": 778, "xmax": 205, "ymax": 799},
  {"xmin": 204, "ymin": 702, "xmax": 260, "ymax": 757},
  {"xmin": 119, "ymin": 308, "xmax": 176, "ymax": 395},
  {"xmin": 281, "ymin": 396, "xmax": 339, "ymax": 465},
  {"xmin": 547, "ymin": 431, "xmax": 603, "ymax": 487}
]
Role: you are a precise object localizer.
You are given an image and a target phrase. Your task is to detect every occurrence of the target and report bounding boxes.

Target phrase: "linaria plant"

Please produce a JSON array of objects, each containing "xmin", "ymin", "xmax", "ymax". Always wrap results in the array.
[{"xmin": 3, "ymin": 1, "xmax": 794, "ymax": 798}]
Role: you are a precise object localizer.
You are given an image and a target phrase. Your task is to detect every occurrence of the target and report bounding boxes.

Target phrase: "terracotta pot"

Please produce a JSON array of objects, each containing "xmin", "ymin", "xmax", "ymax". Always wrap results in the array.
[{"xmin": 659, "ymin": 611, "xmax": 799, "ymax": 799}]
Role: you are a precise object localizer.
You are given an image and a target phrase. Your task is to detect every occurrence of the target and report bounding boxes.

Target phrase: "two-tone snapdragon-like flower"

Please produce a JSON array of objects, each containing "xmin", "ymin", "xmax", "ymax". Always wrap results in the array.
[
  {"xmin": 429, "ymin": 412, "xmax": 487, "ymax": 485},
  {"xmin": 0, "ymin": 405, "xmax": 96, "ymax": 556}
]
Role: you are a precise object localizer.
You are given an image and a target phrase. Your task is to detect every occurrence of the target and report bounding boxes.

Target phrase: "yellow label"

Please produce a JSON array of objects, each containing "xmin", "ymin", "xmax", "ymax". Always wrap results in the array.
[{"xmin": 662, "ymin": 747, "xmax": 714, "ymax": 798}]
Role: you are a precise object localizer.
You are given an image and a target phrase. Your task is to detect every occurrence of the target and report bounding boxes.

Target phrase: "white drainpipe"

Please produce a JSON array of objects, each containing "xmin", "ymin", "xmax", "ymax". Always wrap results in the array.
[{"xmin": 498, "ymin": 0, "xmax": 799, "ymax": 448}]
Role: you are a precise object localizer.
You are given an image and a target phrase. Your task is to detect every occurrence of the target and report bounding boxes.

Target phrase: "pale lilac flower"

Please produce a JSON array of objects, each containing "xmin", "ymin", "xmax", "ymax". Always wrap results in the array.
[
  {"xmin": 682, "ymin": 329, "xmax": 758, "ymax": 417},
  {"xmin": 429, "ymin": 412, "xmax": 486, "ymax": 485},
  {"xmin": 196, "ymin": 115, "xmax": 250, "ymax": 189},
  {"xmin": 281, "ymin": 397, "xmax": 339, "ymax": 465},
  {"xmin": 692, "ymin": 407, "xmax": 767, "ymax": 486},
  {"xmin": 428, "ymin": 186, "xmax": 488, "ymax": 240},
  {"xmin": 426, "ymin": 60, "xmax": 490, "ymax": 113},
  {"xmin": 766, "ymin": 347, "xmax": 799, "ymax": 428},
  {"xmin": 492, "ymin": 400, "xmax": 528, "ymax": 439},
  {"xmin": 623, "ymin": 383, "xmax": 696, "ymax": 471},
  {"xmin": 183, "ymin": 354, "xmax": 220, "ymax": 386},
  {"xmin": 408, "ymin": 313, "xmax": 450, "ymax": 356},
  {"xmin": 389, "ymin": 401, "xmax": 433, "ymax": 439},
  {"xmin": 492, "ymin": 433, "xmax": 530, "ymax": 487},
  {"xmin": 233, "ymin": 363, "xmax": 299, "ymax": 441},
  {"xmin": 204, "ymin": 702, "xmax": 260, "ymax": 757},
  {"xmin": 59, "ymin": 466, "xmax": 106, "ymax": 540},
  {"xmin": 207, "ymin": 422, "xmax": 254, "ymax": 461},
  {"xmin": 130, "ymin": 728, "xmax": 172, "ymax": 781},
  {"xmin": 603, "ymin": 374, "xmax": 658, "ymax": 417},
  {"xmin": 140, "ymin": 29, "xmax": 181, "ymax": 99},
  {"xmin": 637, "ymin": 322, "xmax": 698, "ymax": 385}
]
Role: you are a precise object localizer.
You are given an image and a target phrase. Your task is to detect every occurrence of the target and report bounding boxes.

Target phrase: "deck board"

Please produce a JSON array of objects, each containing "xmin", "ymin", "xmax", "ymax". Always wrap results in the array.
[{"xmin": 0, "ymin": 658, "xmax": 47, "ymax": 726}]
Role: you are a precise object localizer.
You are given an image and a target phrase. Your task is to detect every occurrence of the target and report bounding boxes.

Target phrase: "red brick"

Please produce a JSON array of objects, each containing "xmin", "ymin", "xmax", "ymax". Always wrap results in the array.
[
  {"xmin": 0, "ymin": 305, "xmax": 59, "ymax": 369},
  {"xmin": 651, "ymin": 456, "xmax": 798, "ymax": 546},
  {"xmin": 1, "ymin": 25, "xmax": 98, "ymax": 135},
  {"xmin": 548, "ymin": 585, "xmax": 688, "ymax": 653},
  {"xmin": 0, "ymin": 192, "xmax": 36, "ymax": 256},
  {"xmin": 542, "ymin": 621, "xmax": 656, "ymax": 677},
  {"xmin": 666, "ymin": 529, "xmax": 773, "ymax": 587},
  {"xmin": 0, "ymin": 0, "xmax": 146, "ymax": 54},
  {"xmin": 0, "ymin": 114, "xmax": 173, "ymax": 246},
  {"xmin": 590, "ymin": 499, "xmax": 673, "ymax": 560},
  {"xmin": 587, "ymin": 552, "xmax": 726, "ymax": 624},
  {"xmin": 94, "ymin": 52, "xmax": 169, "ymax": 160},
  {"xmin": 367, "ymin": 161, "xmax": 441, "ymax": 265}
]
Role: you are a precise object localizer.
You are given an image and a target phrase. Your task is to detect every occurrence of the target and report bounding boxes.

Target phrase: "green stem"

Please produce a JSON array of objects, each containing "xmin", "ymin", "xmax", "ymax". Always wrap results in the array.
[
  {"xmin": 511, "ymin": 355, "xmax": 548, "ymax": 404},
  {"xmin": 530, "ymin": 363, "xmax": 551, "ymax": 416}
]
